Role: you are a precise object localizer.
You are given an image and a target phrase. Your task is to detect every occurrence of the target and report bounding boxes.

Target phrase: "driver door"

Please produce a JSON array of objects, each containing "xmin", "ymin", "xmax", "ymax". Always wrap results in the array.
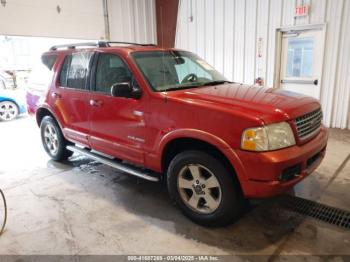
[{"xmin": 89, "ymin": 52, "xmax": 146, "ymax": 165}]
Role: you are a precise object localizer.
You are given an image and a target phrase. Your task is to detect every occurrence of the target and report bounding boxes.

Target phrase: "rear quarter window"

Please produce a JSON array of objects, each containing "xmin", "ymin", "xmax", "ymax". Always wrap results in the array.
[{"xmin": 41, "ymin": 54, "xmax": 57, "ymax": 70}]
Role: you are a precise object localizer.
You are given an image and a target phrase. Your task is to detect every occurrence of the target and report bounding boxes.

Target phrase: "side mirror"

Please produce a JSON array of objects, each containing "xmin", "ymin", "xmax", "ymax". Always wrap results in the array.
[{"xmin": 111, "ymin": 82, "xmax": 142, "ymax": 99}]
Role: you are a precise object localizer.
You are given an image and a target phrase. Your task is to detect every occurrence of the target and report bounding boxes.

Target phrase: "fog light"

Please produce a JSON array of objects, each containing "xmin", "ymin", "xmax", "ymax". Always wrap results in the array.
[{"xmin": 280, "ymin": 164, "xmax": 301, "ymax": 182}]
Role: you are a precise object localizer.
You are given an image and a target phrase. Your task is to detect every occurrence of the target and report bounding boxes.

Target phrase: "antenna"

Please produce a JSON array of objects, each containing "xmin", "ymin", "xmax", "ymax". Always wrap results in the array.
[
  {"xmin": 161, "ymin": 6, "xmax": 164, "ymax": 48},
  {"xmin": 160, "ymin": 6, "xmax": 166, "ymax": 89}
]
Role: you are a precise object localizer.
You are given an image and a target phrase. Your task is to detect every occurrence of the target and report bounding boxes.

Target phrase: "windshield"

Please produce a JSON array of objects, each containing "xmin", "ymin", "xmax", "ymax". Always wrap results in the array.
[{"xmin": 131, "ymin": 51, "xmax": 228, "ymax": 92}]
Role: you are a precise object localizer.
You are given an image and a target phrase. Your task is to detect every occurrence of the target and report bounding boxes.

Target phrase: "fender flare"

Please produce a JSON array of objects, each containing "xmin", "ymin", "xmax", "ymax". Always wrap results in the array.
[
  {"xmin": 36, "ymin": 104, "xmax": 62, "ymax": 128},
  {"xmin": 0, "ymin": 98, "xmax": 18, "ymax": 107},
  {"xmin": 157, "ymin": 129, "xmax": 247, "ymax": 182}
]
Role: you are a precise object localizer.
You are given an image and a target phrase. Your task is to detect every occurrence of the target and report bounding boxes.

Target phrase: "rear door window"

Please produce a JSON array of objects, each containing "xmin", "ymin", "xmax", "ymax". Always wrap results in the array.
[
  {"xmin": 59, "ymin": 52, "xmax": 93, "ymax": 90},
  {"xmin": 59, "ymin": 55, "xmax": 71, "ymax": 87}
]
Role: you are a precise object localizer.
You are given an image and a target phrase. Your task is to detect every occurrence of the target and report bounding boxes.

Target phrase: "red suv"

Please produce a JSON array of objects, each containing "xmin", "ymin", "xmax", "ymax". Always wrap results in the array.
[{"xmin": 36, "ymin": 41, "xmax": 328, "ymax": 226}]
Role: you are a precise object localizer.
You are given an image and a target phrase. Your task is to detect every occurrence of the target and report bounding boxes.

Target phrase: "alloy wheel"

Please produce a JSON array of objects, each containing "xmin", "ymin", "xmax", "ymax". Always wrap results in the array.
[
  {"xmin": 177, "ymin": 164, "xmax": 222, "ymax": 214},
  {"xmin": 0, "ymin": 101, "xmax": 18, "ymax": 121},
  {"xmin": 44, "ymin": 124, "xmax": 59, "ymax": 155}
]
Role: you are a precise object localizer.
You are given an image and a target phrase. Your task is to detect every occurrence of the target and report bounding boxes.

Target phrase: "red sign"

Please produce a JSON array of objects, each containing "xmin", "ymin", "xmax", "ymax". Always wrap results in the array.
[{"xmin": 295, "ymin": 5, "xmax": 309, "ymax": 17}]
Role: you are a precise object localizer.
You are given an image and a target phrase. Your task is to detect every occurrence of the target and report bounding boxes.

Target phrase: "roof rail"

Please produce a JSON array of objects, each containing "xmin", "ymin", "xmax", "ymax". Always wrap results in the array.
[
  {"xmin": 105, "ymin": 41, "xmax": 156, "ymax": 46},
  {"xmin": 49, "ymin": 42, "xmax": 106, "ymax": 51},
  {"xmin": 49, "ymin": 41, "xmax": 156, "ymax": 51}
]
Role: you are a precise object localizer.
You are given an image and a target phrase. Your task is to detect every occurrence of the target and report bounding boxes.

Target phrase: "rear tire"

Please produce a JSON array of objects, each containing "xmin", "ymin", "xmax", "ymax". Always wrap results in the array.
[
  {"xmin": 167, "ymin": 150, "xmax": 244, "ymax": 227},
  {"xmin": 40, "ymin": 116, "xmax": 73, "ymax": 161}
]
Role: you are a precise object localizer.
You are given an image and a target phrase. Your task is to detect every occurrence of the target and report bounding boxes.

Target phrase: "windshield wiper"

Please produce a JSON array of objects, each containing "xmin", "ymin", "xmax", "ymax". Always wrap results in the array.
[
  {"xmin": 161, "ymin": 80, "xmax": 232, "ymax": 92},
  {"xmin": 162, "ymin": 84, "xmax": 201, "ymax": 92},
  {"xmin": 201, "ymin": 80, "xmax": 232, "ymax": 86}
]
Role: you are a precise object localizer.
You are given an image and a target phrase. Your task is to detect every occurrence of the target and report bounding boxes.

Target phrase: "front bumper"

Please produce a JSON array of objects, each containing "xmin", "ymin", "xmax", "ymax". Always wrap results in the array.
[{"xmin": 238, "ymin": 126, "xmax": 328, "ymax": 198}]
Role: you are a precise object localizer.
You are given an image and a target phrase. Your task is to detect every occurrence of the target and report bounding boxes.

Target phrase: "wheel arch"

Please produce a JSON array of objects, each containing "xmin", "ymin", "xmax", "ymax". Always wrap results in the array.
[
  {"xmin": 159, "ymin": 130, "xmax": 246, "ymax": 190},
  {"xmin": 36, "ymin": 106, "xmax": 59, "ymax": 127},
  {"xmin": 0, "ymin": 97, "xmax": 18, "ymax": 106}
]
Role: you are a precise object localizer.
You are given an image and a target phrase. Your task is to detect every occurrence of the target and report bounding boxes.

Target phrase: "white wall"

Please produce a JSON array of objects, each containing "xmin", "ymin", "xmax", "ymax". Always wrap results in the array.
[
  {"xmin": 0, "ymin": 0, "xmax": 106, "ymax": 40},
  {"xmin": 176, "ymin": 0, "xmax": 350, "ymax": 129},
  {"xmin": 0, "ymin": 36, "xmax": 91, "ymax": 70},
  {"xmin": 107, "ymin": 0, "xmax": 157, "ymax": 44},
  {"xmin": 0, "ymin": 0, "xmax": 157, "ymax": 44}
]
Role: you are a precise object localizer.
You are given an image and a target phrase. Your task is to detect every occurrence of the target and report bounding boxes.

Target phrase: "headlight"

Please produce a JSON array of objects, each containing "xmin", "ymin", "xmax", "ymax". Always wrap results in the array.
[{"xmin": 241, "ymin": 122, "xmax": 296, "ymax": 151}]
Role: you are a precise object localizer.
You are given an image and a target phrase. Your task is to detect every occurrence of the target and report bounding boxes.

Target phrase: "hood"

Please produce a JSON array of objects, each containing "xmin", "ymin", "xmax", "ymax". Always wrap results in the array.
[{"xmin": 165, "ymin": 83, "xmax": 321, "ymax": 124}]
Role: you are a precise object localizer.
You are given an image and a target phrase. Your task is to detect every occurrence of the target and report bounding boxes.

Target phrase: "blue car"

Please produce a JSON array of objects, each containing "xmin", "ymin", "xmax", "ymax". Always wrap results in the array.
[{"xmin": 0, "ymin": 90, "xmax": 26, "ymax": 121}]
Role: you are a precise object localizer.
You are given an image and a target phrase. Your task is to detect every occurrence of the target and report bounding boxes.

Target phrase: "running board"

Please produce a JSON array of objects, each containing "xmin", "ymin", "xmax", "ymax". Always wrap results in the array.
[{"xmin": 66, "ymin": 145, "xmax": 160, "ymax": 182}]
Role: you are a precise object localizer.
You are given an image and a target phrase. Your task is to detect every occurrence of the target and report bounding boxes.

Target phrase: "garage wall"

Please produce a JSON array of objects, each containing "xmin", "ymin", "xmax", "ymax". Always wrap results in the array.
[
  {"xmin": 107, "ymin": 0, "xmax": 157, "ymax": 44},
  {"xmin": 0, "ymin": 0, "xmax": 106, "ymax": 40},
  {"xmin": 175, "ymin": 0, "xmax": 350, "ymax": 129},
  {"xmin": 0, "ymin": 0, "xmax": 157, "ymax": 44}
]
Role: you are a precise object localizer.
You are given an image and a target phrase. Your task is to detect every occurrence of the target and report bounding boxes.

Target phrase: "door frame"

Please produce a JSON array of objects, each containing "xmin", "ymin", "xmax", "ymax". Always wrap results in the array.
[{"xmin": 273, "ymin": 23, "xmax": 327, "ymax": 91}]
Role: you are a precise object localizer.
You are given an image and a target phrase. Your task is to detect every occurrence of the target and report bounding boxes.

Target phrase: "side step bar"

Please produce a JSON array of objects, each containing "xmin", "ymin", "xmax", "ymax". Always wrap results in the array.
[{"xmin": 66, "ymin": 145, "xmax": 160, "ymax": 182}]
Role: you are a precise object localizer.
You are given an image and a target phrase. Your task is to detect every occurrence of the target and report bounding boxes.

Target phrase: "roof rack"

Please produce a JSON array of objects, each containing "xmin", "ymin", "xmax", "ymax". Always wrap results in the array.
[
  {"xmin": 106, "ymin": 41, "xmax": 156, "ymax": 47},
  {"xmin": 49, "ymin": 41, "xmax": 156, "ymax": 51}
]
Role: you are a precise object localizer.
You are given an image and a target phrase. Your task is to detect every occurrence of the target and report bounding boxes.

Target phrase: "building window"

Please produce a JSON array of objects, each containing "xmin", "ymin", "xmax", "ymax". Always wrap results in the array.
[{"xmin": 286, "ymin": 37, "xmax": 314, "ymax": 78}]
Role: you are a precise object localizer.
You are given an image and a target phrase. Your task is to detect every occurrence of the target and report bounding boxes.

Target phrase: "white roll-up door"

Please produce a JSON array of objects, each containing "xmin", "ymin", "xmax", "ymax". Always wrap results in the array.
[{"xmin": 0, "ymin": 0, "xmax": 105, "ymax": 40}]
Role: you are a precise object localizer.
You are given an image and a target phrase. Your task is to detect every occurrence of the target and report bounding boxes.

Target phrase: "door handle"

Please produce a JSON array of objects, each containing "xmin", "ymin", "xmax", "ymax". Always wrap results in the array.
[
  {"xmin": 51, "ymin": 92, "xmax": 61, "ymax": 99},
  {"xmin": 89, "ymin": 99, "xmax": 103, "ymax": 107},
  {"xmin": 281, "ymin": 79, "xmax": 319, "ymax": 85}
]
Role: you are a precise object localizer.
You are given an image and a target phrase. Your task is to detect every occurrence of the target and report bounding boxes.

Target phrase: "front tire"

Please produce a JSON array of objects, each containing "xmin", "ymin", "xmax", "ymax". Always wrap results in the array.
[
  {"xmin": 40, "ymin": 116, "xmax": 73, "ymax": 161},
  {"xmin": 167, "ymin": 150, "xmax": 244, "ymax": 227}
]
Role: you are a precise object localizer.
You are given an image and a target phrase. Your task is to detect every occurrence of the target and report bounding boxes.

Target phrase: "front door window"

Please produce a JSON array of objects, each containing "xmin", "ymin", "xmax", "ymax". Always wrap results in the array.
[{"xmin": 95, "ymin": 53, "xmax": 132, "ymax": 94}]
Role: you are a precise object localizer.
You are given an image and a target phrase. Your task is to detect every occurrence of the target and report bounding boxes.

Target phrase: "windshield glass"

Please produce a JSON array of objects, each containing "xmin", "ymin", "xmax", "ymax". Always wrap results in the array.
[{"xmin": 131, "ymin": 51, "xmax": 227, "ymax": 92}]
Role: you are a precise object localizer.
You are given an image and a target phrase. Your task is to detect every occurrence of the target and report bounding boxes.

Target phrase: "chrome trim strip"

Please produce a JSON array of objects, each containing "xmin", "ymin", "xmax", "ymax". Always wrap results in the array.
[
  {"xmin": 67, "ymin": 145, "xmax": 159, "ymax": 182},
  {"xmin": 298, "ymin": 126, "xmax": 321, "ymax": 141}
]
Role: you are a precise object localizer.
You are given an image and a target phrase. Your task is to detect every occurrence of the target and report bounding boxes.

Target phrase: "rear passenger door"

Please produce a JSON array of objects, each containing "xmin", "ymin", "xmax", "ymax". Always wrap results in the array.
[
  {"xmin": 53, "ymin": 51, "xmax": 93, "ymax": 146},
  {"xmin": 89, "ymin": 52, "xmax": 146, "ymax": 165}
]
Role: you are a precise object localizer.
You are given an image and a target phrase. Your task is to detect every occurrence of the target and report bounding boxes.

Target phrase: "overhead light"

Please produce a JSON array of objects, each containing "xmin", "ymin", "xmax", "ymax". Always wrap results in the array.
[{"xmin": 1, "ymin": 0, "xmax": 6, "ymax": 7}]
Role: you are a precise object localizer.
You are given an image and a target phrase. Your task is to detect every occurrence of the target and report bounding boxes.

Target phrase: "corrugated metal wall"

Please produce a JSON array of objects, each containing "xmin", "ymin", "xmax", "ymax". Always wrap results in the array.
[
  {"xmin": 107, "ymin": 0, "xmax": 157, "ymax": 44},
  {"xmin": 175, "ymin": 0, "xmax": 350, "ymax": 129}
]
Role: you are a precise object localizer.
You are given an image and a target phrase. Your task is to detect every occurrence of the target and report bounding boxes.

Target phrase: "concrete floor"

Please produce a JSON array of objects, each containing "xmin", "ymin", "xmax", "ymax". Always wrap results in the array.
[{"xmin": 0, "ymin": 116, "xmax": 349, "ymax": 257}]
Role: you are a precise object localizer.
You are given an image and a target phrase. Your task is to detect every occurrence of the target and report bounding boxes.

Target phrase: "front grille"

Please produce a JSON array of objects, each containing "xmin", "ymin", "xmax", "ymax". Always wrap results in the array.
[{"xmin": 295, "ymin": 108, "xmax": 322, "ymax": 139}]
